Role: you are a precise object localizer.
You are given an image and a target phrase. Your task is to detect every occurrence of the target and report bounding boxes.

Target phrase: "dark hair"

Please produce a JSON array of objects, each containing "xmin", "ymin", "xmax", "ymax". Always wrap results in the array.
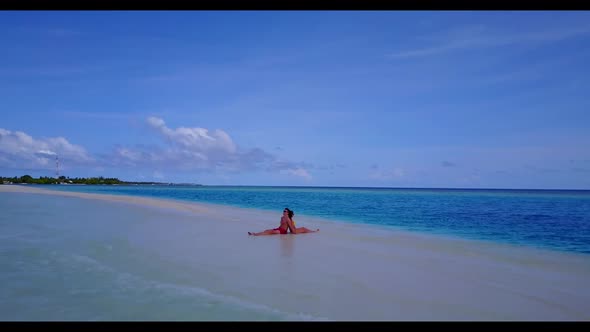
[{"xmin": 284, "ymin": 208, "xmax": 294, "ymax": 219}]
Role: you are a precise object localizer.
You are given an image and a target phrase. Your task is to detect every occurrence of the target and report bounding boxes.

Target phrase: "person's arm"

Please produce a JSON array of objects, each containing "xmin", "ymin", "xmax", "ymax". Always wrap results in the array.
[{"xmin": 285, "ymin": 216, "xmax": 297, "ymax": 234}]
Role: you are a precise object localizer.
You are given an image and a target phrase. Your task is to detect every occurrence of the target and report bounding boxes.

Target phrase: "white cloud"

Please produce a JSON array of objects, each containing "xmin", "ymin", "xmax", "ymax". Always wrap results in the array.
[
  {"xmin": 283, "ymin": 167, "xmax": 312, "ymax": 181},
  {"xmin": 0, "ymin": 128, "xmax": 93, "ymax": 170},
  {"xmin": 147, "ymin": 116, "xmax": 236, "ymax": 154},
  {"xmin": 108, "ymin": 117, "xmax": 310, "ymax": 177},
  {"xmin": 0, "ymin": 119, "xmax": 312, "ymax": 180},
  {"xmin": 388, "ymin": 24, "xmax": 590, "ymax": 59},
  {"xmin": 36, "ymin": 150, "xmax": 57, "ymax": 157},
  {"xmin": 146, "ymin": 116, "xmax": 166, "ymax": 128}
]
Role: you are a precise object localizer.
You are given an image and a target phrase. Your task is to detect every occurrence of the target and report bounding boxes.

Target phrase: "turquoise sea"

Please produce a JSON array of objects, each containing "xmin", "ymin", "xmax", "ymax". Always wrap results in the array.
[{"xmin": 38, "ymin": 185, "xmax": 590, "ymax": 254}]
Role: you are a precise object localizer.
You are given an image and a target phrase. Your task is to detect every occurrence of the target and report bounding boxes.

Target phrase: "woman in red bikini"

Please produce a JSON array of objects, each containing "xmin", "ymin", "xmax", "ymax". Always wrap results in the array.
[{"xmin": 248, "ymin": 208, "xmax": 319, "ymax": 236}]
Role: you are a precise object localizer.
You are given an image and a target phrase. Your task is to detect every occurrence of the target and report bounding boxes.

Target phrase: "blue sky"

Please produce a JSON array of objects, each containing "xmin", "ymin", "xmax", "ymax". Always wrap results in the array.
[{"xmin": 1, "ymin": 11, "xmax": 589, "ymax": 189}]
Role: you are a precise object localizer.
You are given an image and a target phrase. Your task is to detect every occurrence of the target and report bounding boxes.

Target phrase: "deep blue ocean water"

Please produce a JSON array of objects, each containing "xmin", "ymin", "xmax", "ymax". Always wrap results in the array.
[{"xmin": 36, "ymin": 185, "xmax": 590, "ymax": 255}]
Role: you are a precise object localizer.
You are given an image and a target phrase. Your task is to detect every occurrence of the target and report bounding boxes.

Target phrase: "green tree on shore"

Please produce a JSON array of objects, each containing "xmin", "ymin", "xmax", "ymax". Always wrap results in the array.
[{"xmin": 1, "ymin": 175, "xmax": 170, "ymax": 185}]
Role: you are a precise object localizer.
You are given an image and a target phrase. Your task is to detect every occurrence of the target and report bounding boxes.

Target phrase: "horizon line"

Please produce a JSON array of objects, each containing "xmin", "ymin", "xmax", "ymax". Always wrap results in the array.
[
  {"xmin": 2, "ymin": 174, "xmax": 588, "ymax": 191},
  {"xmin": 6, "ymin": 183, "xmax": 590, "ymax": 192},
  {"xmin": 199, "ymin": 184, "xmax": 590, "ymax": 192}
]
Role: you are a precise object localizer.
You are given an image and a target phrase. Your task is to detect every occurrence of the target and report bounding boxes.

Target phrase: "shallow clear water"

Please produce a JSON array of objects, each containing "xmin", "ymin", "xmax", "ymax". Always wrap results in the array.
[{"xmin": 0, "ymin": 193, "xmax": 301, "ymax": 321}]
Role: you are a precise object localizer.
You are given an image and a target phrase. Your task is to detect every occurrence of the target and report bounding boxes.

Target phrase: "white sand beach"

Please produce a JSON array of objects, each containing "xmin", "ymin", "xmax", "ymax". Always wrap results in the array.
[{"xmin": 2, "ymin": 184, "xmax": 590, "ymax": 321}]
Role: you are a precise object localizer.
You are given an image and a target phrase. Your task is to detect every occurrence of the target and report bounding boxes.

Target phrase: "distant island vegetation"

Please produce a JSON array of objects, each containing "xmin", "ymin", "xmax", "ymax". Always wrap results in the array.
[{"xmin": 1, "ymin": 175, "xmax": 200, "ymax": 186}]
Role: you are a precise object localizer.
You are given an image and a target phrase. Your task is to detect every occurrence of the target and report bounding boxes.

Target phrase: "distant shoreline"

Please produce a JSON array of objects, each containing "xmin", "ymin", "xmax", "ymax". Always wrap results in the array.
[
  {"xmin": 2, "ymin": 174, "xmax": 590, "ymax": 191},
  {"xmin": 0, "ymin": 175, "xmax": 201, "ymax": 186},
  {"xmin": 3, "ymin": 182, "xmax": 589, "ymax": 193},
  {"xmin": 1, "ymin": 183, "xmax": 203, "ymax": 186}
]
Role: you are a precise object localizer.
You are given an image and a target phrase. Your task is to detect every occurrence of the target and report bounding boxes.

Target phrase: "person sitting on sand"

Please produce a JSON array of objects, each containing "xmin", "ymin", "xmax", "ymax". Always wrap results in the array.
[
  {"xmin": 248, "ymin": 208, "xmax": 319, "ymax": 236},
  {"xmin": 285, "ymin": 208, "xmax": 319, "ymax": 234}
]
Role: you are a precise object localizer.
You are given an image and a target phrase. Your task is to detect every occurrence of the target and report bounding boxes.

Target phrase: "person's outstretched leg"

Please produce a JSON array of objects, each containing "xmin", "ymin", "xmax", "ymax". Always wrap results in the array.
[
  {"xmin": 248, "ymin": 229, "xmax": 280, "ymax": 236},
  {"xmin": 295, "ymin": 227, "xmax": 319, "ymax": 233}
]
